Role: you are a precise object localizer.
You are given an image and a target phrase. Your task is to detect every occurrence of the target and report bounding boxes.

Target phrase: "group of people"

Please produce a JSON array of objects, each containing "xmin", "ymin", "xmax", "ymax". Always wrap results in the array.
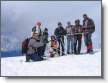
[{"xmin": 22, "ymin": 14, "xmax": 95, "ymax": 62}]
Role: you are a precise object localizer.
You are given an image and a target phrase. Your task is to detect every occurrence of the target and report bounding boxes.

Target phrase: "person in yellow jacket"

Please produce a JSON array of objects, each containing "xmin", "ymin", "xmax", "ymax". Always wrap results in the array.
[{"xmin": 49, "ymin": 35, "xmax": 59, "ymax": 57}]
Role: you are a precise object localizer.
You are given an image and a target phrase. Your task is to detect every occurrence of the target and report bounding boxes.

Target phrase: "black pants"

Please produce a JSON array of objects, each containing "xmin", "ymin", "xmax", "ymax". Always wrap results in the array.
[
  {"xmin": 74, "ymin": 34, "xmax": 82, "ymax": 54},
  {"xmin": 37, "ymin": 45, "xmax": 45, "ymax": 58},
  {"xmin": 57, "ymin": 37, "xmax": 64, "ymax": 55},
  {"xmin": 43, "ymin": 44, "xmax": 46, "ymax": 55},
  {"xmin": 26, "ymin": 53, "xmax": 31, "ymax": 62}
]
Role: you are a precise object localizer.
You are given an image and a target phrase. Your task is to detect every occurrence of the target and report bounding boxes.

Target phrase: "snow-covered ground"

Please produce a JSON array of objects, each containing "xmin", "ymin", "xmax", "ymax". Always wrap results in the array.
[{"xmin": 1, "ymin": 49, "xmax": 101, "ymax": 76}]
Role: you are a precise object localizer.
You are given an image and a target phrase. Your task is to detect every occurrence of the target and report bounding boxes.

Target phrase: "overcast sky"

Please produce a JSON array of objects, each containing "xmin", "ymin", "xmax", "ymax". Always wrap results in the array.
[{"xmin": 1, "ymin": 1, "xmax": 101, "ymax": 50}]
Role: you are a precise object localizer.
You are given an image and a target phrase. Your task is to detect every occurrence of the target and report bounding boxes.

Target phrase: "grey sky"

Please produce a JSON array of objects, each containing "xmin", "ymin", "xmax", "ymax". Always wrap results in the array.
[{"xmin": 1, "ymin": 1, "xmax": 101, "ymax": 50}]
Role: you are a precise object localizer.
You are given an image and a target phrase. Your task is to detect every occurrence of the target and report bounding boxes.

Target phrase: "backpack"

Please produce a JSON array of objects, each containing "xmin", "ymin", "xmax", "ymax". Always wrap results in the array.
[{"xmin": 22, "ymin": 37, "xmax": 31, "ymax": 54}]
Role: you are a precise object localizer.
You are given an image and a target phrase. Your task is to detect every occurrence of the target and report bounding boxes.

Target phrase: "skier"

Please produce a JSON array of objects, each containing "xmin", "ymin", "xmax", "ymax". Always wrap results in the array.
[
  {"xmin": 54, "ymin": 22, "xmax": 66, "ymax": 56},
  {"xmin": 83, "ymin": 14, "xmax": 95, "ymax": 54},
  {"xmin": 42, "ymin": 28, "xmax": 49, "ymax": 56},
  {"xmin": 66, "ymin": 21, "xmax": 74, "ymax": 54},
  {"xmin": 27, "ymin": 33, "xmax": 44, "ymax": 61},
  {"xmin": 74, "ymin": 19, "xmax": 83, "ymax": 54}
]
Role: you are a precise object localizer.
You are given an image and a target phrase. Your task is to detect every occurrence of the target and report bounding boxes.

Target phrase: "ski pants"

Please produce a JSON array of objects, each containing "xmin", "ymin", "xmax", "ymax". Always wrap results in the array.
[
  {"xmin": 28, "ymin": 53, "xmax": 43, "ymax": 61},
  {"xmin": 84, "ymin": 32, "xmax": 93, "ymax": 52},
  {"xmin": 67, "ymin": 35, "xmax": 74, "ymax": 53},
  {"xmin": 74, "ymin": 34, "xmax": 82, "ymax": 54}
]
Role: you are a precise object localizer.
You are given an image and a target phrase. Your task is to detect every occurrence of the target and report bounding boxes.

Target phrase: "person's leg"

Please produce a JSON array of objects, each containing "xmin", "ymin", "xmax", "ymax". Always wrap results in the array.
[
  {"xmin": 37, "ymin": 47, "xmax": 44, "ymax": 60},
  {"xmin": 84, "ymin": 33, "xmax": 90, "ymax": 53},
  {"xmin": 30, "ymin": 52, "xmax": 42, "ymax": 61},
  {"xmin": 87, "ymin": 33, "xmax": 93, "ymax": 53},
  {"xmin": 71, "ymin": 37, "xmax": 74, "ymax": 54},
  {"xmin": 57, "ymin": 38, "xmax": 61, "ymax": 56},
  {"xmin": 78, "ymin": 35, "xmax": 82, "ymax": 54},
  {"xmin": 74, "ymin": 36, "xmax": 77, "ymax": 54},
  {"xmin": 43, "ymin": 44, "xmax": 46, "ymax": 56},
  {"xmin": 60, "ymin": 38, "xmax": 65, "ymax": 55},
  {"xmin": 67, "ymin": 36, "xmax": 70, "ymax": 54},
  {"xmin": 26, "ymin": 54, "xmax": 31, "ymax": 62},
  {"xmin": 61, "ymin": 36, "xmax": 64, "ymax": 44}
]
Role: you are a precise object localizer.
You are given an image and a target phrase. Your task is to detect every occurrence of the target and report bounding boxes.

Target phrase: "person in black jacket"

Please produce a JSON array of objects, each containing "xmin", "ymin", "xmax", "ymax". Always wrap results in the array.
[
  {"xmin": 74, "ymin": 19, "xmax": 83, "ymax": 54},
  {"xmin": 42, "ymin": 28, "xmax": 49, "ymax": 56},
  {"xmin": 54, "ymin": 22, "xmax": 66, "ymax": 56},
  {"xmin": 83, "ymin": 14, "xmax": 95, "ymax": 54}
]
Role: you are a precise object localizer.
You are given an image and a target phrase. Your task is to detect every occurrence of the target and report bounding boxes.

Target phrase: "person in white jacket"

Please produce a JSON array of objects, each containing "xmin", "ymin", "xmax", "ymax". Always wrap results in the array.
[{"xmin": 66, "ymin": 21, "xmax": 74, "ymax": 54}]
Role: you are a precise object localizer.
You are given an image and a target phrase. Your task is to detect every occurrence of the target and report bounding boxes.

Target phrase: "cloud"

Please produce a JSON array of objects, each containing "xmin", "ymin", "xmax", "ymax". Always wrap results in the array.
[{"xmin": 1, "ymin": 1, "xmax": 101, "ymax": 50}]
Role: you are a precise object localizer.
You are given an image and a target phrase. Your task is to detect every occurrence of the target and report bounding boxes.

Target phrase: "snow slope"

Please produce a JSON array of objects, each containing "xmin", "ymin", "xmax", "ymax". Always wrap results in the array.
[{"xmin": 1, "ymin": 49, "xmax": 101, "ymax": 76}]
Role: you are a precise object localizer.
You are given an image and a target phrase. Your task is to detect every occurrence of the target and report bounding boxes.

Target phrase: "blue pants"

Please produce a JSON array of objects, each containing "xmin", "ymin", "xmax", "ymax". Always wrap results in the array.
[
  {"xmin": 28, "ymin": 52, "xmax": 43, "ymax": 61},
  {"xmin": 84, "ymin": 33, "xmax": 93, "ymax": 52},
  {"xmin": 67, "ymin": 35, "xmax": 74, "ymax": 53}
]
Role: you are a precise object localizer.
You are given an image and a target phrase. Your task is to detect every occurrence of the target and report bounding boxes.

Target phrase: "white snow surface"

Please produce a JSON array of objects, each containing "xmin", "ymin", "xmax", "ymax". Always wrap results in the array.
[{"xmin": 1, "ymin": 49, "xmax": 101, "ymax": 76}]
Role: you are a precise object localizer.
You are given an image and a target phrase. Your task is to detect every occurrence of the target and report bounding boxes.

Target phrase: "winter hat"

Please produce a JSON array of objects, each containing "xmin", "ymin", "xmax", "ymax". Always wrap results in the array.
[
  {"xmin": 75, "ymin": 19, "xmax": 80, "ymax": 23},
  {"xmin": 36, "ymin": 21, "xmax": 41, "ymax": 26},
  {"xmin": 44, "ymin": 28, "xmax": 48, "ymax": 31},
  {"xmin": 83, "ymin": 14, "xmax": 87, "ymax": 17},
  {"xmin": 58, "ymin": 22, "xmax": 62, "ymax": 25}
]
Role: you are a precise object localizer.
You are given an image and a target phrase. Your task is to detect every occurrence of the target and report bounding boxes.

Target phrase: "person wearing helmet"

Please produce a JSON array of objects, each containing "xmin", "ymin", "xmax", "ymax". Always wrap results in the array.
[
  {"xmin": 54, "ymin": 22, "xmax": 66, "ymax": 56},
  {"xmin": 66, "ymin": 21, "xmax": 74, "ymax": 54},
  {"xmin": 83, "ymin": 14, "xmax": 95, "ymax": 54},
  {"xmin": 73, "ymin": 19, "xmax": 83, "ymax": 54}
]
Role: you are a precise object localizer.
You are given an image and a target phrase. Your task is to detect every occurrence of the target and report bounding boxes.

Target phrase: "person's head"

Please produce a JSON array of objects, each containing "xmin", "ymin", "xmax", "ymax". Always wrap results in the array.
[
  {"xmin": 75, "ymin": 19, "xmax": 80, "ymax": 25},
  {"xmin": 36, "ymin": 21, "xmax": 41, "ymax": 28},
  {"xmin": 32, "ymin": 32, "xmax": 39, "ymax": 39},
  {"xmin": 44, "ymin": 28, "xmax": 48, "ymax": 32},
  {"xmin": 58, "ymin": 22, "xmax": 62, "ymax": 27},
  {"xmin": 83, "ymin": 14, "xmax": 88, "ymax": 20},
  {"xmin": 51, "ymin": 35, "xmax": 56, "ymax": 41},
  {"xmin": 67, "ymin": 21, "xmax": 71, "ymax": 26}
]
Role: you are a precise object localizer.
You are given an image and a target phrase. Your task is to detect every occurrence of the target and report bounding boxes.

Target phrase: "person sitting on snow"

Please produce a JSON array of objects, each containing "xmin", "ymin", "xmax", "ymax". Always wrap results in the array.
[
  {"xmin": 27, "ymin": 33, "xmax": 44, "ymax": 62},
  {"xmin": 49, "ymin": 35, "xmax": 59, "ymax": 57}
]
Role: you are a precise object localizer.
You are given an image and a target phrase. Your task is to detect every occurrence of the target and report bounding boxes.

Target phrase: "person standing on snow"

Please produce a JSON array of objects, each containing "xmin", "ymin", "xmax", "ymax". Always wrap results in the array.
[
  {"xmin": 83, "ymin": 14, "xmax": 95, "ymax": 54},
  {"xmin": 66, "ymin": 21, "xmax": 74, "ymax": 54},
  {"xmin": 54, "ymin": 22, "xmax": 66, "ymax": 56},
  {"xmin": 74, "ymin": 19, "xmax": 83, "ymax": 54},
  {"xmin": 42, "ymin": 28, "xmax": 49, "ymax": 56}
]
